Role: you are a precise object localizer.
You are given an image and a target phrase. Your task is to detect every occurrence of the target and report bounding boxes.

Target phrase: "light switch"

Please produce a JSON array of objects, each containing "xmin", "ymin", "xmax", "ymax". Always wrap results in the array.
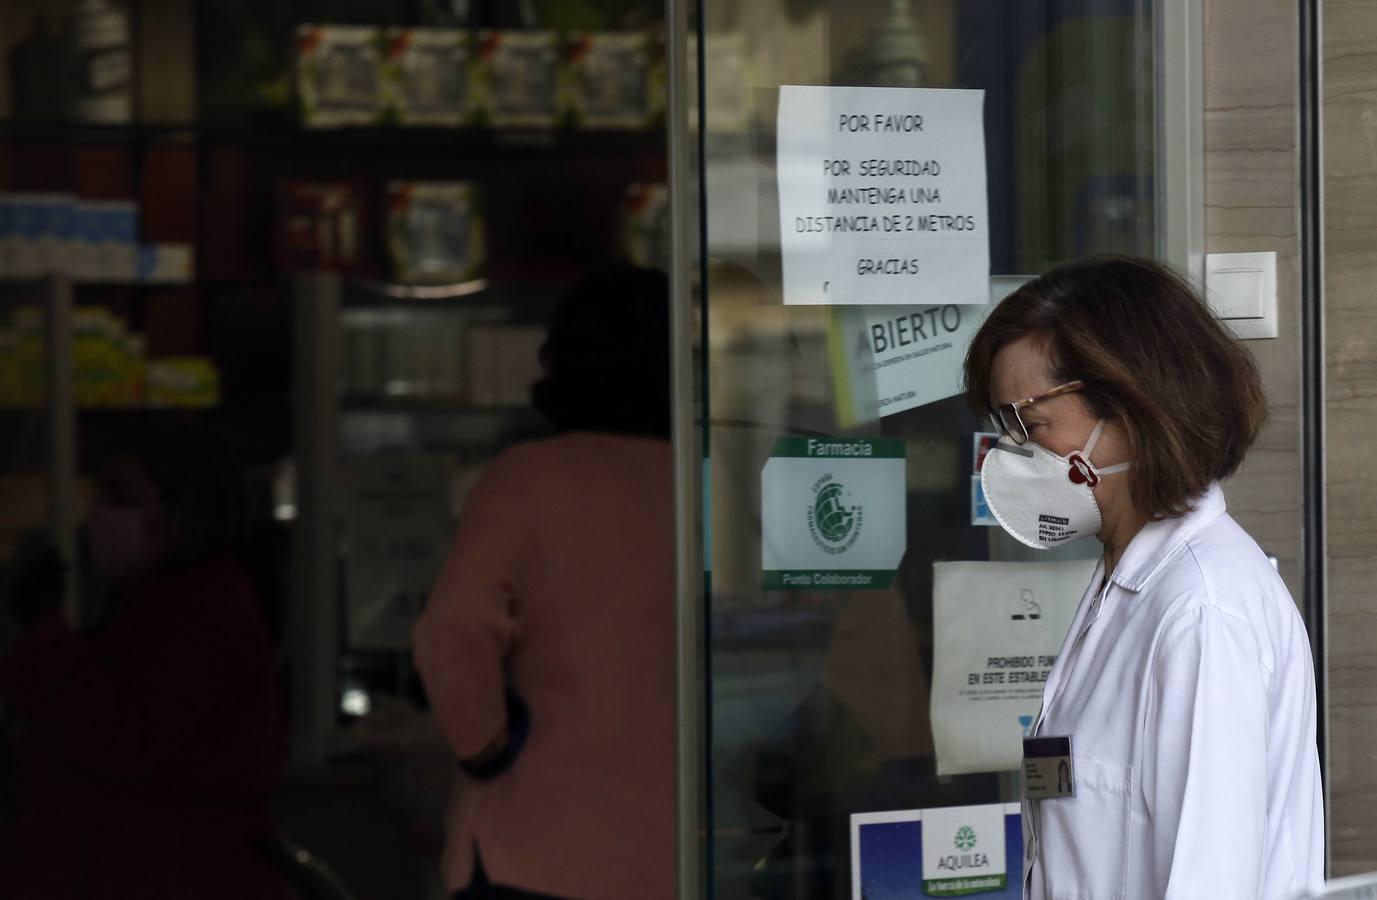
[
  {"xmin": 1211, "ymin": 269, "xmax": 1265, "ymax": 319},
  {"xmin": 1205, "ymin": 251, "xmax": 1278, "ymax": 339}
]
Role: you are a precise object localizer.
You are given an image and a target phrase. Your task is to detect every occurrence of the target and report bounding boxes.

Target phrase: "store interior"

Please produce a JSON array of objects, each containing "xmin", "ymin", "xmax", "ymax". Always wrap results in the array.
[{"xmin": 0, "ymin": 1, "xmax": 666, "ymax": 897}]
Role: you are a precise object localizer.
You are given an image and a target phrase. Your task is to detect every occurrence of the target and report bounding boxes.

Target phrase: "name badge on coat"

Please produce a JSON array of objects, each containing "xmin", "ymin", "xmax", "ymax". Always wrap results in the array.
[{"xmin": 1023, "ymin": 735, "xmax": 1075, "ymax": 799}]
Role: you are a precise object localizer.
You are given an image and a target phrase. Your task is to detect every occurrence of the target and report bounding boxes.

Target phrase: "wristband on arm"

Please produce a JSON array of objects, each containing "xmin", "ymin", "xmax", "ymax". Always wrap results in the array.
[{"xmin": 459, "ymin": 689, "xmax": 530, "ymax": 781}]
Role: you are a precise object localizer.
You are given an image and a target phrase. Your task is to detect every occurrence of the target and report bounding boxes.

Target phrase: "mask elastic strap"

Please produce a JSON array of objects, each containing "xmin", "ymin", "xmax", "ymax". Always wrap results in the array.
[
  {"xmin": 1083, "ymin": 419, "xmax": 1133, "ymax": 475},
  {"xmin": 1081, "ymin": 419, "xmax": 1107, "ymax": 457}
]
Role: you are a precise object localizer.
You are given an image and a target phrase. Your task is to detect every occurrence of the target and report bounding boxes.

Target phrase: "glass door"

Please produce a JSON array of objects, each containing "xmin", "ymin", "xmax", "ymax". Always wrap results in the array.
[{"xmin": 673, "ymin": 1, "xmax": 1187, "ymax": 897}]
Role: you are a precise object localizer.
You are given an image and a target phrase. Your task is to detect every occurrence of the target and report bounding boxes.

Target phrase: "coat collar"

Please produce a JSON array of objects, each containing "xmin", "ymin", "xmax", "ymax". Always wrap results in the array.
[{"xmin": 1108, "ymin": 483, "xmax": 1228, "ymax": 593}]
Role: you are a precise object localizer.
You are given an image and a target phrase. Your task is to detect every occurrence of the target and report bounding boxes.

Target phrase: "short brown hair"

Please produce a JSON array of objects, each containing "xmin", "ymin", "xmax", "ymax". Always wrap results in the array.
[{"xmin": 964, "ymin": 254, "xmax": 1268, "ymax": 519}]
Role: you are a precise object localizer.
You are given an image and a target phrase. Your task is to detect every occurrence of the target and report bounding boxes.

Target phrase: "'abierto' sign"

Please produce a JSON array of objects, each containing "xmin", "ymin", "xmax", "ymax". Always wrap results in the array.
[{"xmin": 777, "ymin": 85, "xmax": 990, "ymax": 306}]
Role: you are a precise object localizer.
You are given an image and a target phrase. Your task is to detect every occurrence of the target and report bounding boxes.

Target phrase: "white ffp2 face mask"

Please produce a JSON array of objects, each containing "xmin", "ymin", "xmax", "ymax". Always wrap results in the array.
[{"xmin": 980, "ymin": 419, "xmax": 1131, "ymax": 550}]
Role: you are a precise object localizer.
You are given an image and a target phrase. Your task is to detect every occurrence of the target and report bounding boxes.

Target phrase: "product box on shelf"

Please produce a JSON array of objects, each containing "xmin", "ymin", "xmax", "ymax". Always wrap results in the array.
[
  {"xmin": 470, "ymin": 31, "xmax": 561, "ymax": 129},
  {"xmin": 0, "ymin": 305, "xmax": 148, "ymax": 408},
  {"xmin": 275, "ymin": 181, "xmax": 369, "ymax": 273},
  {"xmin": 296, "ymin": 25, "xmax": 384, "ymax": 127},
  {"xmin": 0, "ymin": 194, "xmax": 151, "ymax": 282},
  {"xmin": 4, "ymin": 309, "xmax": 44, "ymax": 407},
  {"xmin": 71, "ymin": 307, "xmax": 146, "ymax": 407},
  {"xmin": 382, "ymin": 28, "xmax": 470, "ymax": 126},
  {"xmin": 70, "ymin": 0, "xmax": 134, "ymax": 124},
  {"xmin": 692, "ymin": 31, "xmax": 752, "ymax": 134},
  {"xmin": 115, "ymin": 335, "xmax": 147, "ymax": 406},
  {"xmin": 392, "ymin": 311, "xmax": 462, "ymax": 396},
  {"xmin": 386, "ymin": 181, "xmax": 485, "ymax": 284},
  {"xmin": 137, "ymin": 243, "xmax": 195, "ymax": 283},
  {"xmin": 342, "ymin": 308, "xmax": 468, "ymax": 399},
  {"xmin": 464, "ymin": 324, "xmax": 544, "ymax": 407},
  {"xmin": 561, "ymin": 32, "xmax": 659, "ymax": 130},
  {"xmin": 618, "ymin": 183, "xmax": 671, "ymax": 271},
  {"xmin": 83, "ymin": 200, "xmax": 140, "ymax": 281},
  {"xmin": 72, "ymin": 202, "xmax": 103, "ymax": 280},
  {"xmin": 341, "ymin": 309, "xmax": 385, "ymax": 396},
  {"xmin": 10, "ymin": 194, "xmax": 77, "ymax": 277},
  {"xmin": 73, "ymin": 307, "xmax": 128, "ymax": 407},
  {"xmin": 146, "ymin": 357, "xmax": 220, "ymax": 409}
]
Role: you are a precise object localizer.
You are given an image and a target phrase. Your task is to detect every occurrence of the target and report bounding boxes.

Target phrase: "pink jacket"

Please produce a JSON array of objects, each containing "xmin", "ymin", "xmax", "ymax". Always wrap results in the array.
[{"xmin": 414, "ymin": 432, "xmax": 675, "ymax": 900}]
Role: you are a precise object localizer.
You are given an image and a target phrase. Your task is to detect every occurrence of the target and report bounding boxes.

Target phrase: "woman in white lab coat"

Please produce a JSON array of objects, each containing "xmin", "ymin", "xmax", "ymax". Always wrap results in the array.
[{"xmin": 963, "ymin": 255, "xmax": 1324, "ymax": 900}]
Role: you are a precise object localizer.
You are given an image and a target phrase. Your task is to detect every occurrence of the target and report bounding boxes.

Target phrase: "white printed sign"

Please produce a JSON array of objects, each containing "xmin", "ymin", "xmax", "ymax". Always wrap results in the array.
[
  {"xmin": 930, "ymin": 560, "xmax": 1095, "ymax": 775},
  {"xmin": 777, "ymin": 85, "xmax": 989, "ymax": 306},
  {"xmin": 761, "ymin": 436, "xmax": 906, "ymax": 590},
  {"xmin": 345, "ymin": 454, "xmax": 455, "ymax": 650}
]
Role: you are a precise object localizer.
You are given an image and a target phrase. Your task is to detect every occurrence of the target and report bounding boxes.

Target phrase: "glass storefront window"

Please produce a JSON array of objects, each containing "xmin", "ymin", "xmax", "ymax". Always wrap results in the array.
[{"xmin": 689, "ymin": 2, "xmax": 1161, "ymax": 896}]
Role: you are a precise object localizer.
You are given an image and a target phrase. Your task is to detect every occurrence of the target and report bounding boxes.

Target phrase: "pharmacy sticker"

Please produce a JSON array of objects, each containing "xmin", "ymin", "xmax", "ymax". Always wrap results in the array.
[{"xmin": 761, "ymin": 436, "xmax": 906, "ymax": 590}]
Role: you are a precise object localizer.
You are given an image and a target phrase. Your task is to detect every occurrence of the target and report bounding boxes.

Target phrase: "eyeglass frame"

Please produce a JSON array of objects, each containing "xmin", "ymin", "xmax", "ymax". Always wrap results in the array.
[{"xmin": 990, "ymin": 380, "xmax": 1085, "ymax": 445}]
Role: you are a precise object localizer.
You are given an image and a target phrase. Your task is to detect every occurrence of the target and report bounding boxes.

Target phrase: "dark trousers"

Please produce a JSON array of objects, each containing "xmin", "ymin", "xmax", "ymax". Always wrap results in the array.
[{"xmin": 453, "ymin": 855, "xmax": 563, "ymax": 900}]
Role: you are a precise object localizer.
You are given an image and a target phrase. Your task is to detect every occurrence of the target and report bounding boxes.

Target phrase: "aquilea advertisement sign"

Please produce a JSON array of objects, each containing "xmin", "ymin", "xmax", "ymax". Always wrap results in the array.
[
  {"xmin": 920, "ymin": 805, "xmax": 1008, "ymax": 896},
  {"xmin": 850, "ymin": 803, "xmax": 1017, "ymax": 899}
]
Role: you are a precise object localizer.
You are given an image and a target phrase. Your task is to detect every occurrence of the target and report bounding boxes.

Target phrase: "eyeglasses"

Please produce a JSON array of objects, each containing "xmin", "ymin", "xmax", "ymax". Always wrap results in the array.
[{"xmin": 990, "ymin": 380, "xmax": 1085, "ymax": 445}]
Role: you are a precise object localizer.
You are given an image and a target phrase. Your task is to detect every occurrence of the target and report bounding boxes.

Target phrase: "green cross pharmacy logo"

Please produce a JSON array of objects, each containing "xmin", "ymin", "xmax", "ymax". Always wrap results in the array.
[
  {"xmin": 954, "ymin": 826, "xmax": 977, "ymax": 851},
  {"xmin": 806, "ymin": 474, "xmax": 864, "ymax": 555}
]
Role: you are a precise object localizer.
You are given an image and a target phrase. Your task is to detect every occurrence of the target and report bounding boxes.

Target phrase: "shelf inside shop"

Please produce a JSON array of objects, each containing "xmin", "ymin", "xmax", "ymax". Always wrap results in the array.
[
  {"xmin": 0, "ymin": 278, "xmax": 195, "ymax": 291},
  {"xmin": 0, "ymin": 120, "xmax": 197, "ymax": 146},
  {"xmin": 0, "ymin": 120, "xmax": 663, "ymax": 157},
  {"xmin": 348, "ymin": 278, "xmax": 490, "ymax": 301},
  {"xmin": 338, "ymin": 394, "xmax": 538, "ymax": 416},
  {"xmin": 70, "ymin": 275, "xmax": 196, "ymax": 290},
  {"xmin": 0, "ymin": 405, "xmax": 217, "ymax": 414},
  {"xmin": 339, "ymin": 276, "xmax": 566, "ymax": 314},
  {"xmin": 201, "ymin": 125, "xmax": 664, "ymax": 157},
  {"xmin": 341, "ymin": 280, "xmax": 512, "ymax": 311}
]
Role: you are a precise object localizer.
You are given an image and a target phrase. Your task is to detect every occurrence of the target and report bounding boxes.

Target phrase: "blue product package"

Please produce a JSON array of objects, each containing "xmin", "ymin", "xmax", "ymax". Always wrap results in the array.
[
  {"xmin": 14, "ymin": 195, "xmax": 44, "ymax": 240},
  {"xmin": 108, "ymin": 203, "xmax": 139, "ymax": 245},
  {"xmin": 12, "ymin": 195, "xmax": 44, "ymax": 274},
  {"xmin": 12, "ymin": 194, "xmax": 71, "ymax": 273},
  {"xmin": 46, "ymin": 197, "xmax": 77, "ymax": 243},
  {"xmin": 137, "ymin": 245, "xmax": 156, "ymax": 280},
  {"xmin": 48, "ymin": 197, "xmax": 78, "ymax": 277},
  {"xmin": 76, "ymin": 202, "xmax": 103, "ymax": 244},
  {"xmin": 74, "ymin": 202, "xmax": 105, "ymax": 280},
  {"xmin": 98, "ymin": 201, "xmax": 140, "ymax": 279}
]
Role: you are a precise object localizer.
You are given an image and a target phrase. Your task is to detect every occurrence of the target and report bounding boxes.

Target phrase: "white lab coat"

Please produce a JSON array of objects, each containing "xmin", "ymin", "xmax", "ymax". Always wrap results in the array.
[{"xmin": 1023, "ymin": 484, "xmax": 1324, "ymax": 900}]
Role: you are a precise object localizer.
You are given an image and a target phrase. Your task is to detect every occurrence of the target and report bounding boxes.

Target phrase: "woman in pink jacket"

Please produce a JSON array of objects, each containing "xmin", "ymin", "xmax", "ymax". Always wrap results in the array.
[{"xmin": 415, "ymin": 263, "xmax": 674, "ymax": 900}]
